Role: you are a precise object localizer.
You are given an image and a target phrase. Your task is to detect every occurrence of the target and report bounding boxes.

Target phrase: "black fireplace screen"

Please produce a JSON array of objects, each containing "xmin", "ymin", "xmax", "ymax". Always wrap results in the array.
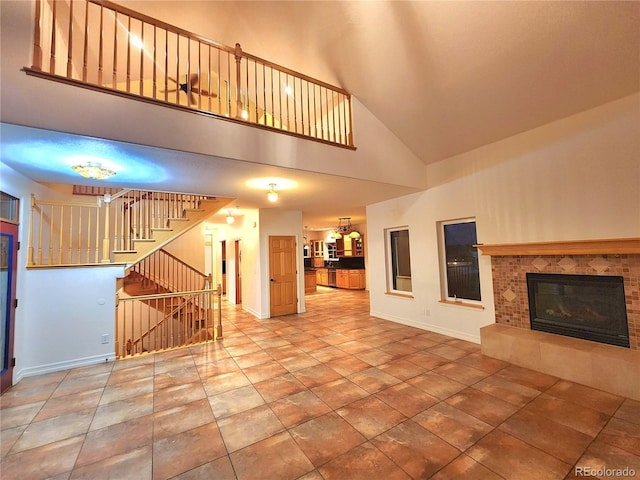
[{"xmin": 526, "ymin": 273, "xmax": 629, "ymax": 348}]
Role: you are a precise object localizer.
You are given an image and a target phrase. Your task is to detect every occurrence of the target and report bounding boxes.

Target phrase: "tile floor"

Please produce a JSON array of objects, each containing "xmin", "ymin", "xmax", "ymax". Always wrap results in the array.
[{"xmin": 1, "ymin": 288, "xmax": 639, "ymax": 479}]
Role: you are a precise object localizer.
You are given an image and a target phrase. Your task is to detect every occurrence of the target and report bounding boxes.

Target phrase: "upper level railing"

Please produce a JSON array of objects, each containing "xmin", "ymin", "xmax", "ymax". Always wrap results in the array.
[{"xmin": 27, "ymin": 0, "xmax": 354, "ymax": 148}]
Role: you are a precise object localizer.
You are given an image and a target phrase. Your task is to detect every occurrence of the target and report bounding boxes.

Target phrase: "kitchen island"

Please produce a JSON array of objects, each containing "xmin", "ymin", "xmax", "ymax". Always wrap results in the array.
[{"xmin": 315, "ymin": 267, "xmax": 365, "ymax": 290}]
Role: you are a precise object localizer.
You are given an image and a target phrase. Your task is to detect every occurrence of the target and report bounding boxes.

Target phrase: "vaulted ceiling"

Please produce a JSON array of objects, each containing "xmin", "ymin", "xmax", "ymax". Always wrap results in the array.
[
  {"xmin": 123, "ymin": 0, "xmax": 640, "ymax": 165},
  {"xmin": 2, "ymin": 1, "xmax": 639, "ymax": 230}
]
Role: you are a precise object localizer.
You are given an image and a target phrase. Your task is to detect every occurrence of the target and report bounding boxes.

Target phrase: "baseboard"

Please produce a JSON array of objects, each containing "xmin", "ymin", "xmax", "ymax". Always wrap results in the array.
[
  {"xmin": 369, "ymin": 310, "xmax": 480, "ymax": 344},
  {"xmin": 14, "ymin": 352, "xmax": 116, "ymax": 383},
  {"xmin": 241, "ymin": 304, "xmax": 269, "ymax": 320}
]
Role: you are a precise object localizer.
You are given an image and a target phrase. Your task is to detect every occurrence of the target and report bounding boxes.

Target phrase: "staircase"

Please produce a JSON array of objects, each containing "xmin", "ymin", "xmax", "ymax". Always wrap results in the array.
[
  {"xmin": 28, "ymin": 188, "xmax": 234, "ymax": 267},
  {"xmin": 28, "ymin": 187, "xmax": 226, "ymax": 358}
]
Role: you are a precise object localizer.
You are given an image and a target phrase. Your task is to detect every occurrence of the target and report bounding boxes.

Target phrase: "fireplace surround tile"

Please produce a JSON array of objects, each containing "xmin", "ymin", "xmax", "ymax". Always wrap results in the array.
[
  {"xmin": 491, "ymin": 254, "xmax": 639, "ymax": 350},
  {"xmin": 481, "ymin": 324, "xmax": 640, "ymax": 400}
]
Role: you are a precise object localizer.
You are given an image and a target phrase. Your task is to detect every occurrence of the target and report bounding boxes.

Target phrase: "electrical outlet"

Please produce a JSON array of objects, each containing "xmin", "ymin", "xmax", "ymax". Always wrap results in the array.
[{"xmin": 101, "ymin": 334, "xmax": 109, "ymax": 344}]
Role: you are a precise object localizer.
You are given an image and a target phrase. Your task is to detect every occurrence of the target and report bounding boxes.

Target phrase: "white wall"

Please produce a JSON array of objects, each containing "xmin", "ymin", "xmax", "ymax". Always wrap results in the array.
[
  {"xmin": 259, "ymin": 209, "xmax": 305, "ymax": 318},
  {"xmin": 367, "ymin": 94, "xmax": 640, "ymax": 344},
  {"xmin": 2, "ymin": 161, "xmax": 125, "ymax": 380},
  {"xmin": 164, "ymin": 226, "xmax": 207, "ymax": 275}
]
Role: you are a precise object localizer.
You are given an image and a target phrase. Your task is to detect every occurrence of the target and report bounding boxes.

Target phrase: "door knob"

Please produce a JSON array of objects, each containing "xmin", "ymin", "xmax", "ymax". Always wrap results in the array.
[{"xmin": 270, "ymin": 278, "xmax": 275, "ymax": 282}]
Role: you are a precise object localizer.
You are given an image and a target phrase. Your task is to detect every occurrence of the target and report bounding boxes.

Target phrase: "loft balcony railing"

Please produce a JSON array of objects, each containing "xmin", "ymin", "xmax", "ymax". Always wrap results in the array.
[{"xmin": 26, "ymin": 0, "xmax": 355, "ymax": 148}]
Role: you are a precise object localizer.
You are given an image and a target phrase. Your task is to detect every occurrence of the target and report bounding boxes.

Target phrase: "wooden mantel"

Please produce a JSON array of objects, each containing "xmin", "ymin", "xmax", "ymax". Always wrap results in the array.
[{"xmin": 475, "ymin": 237, "xmax": 640, "ymax": 256}]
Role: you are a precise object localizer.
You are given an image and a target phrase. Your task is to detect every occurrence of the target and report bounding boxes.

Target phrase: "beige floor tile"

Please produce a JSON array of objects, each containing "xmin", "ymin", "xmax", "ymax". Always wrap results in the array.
[
  {"xmin": 75, "ymin": 414, "xmax": 153, "ymax": 468},
  {"xmin": 336, "ymin": 396, "xmax": 406, "ymax": 438},
  {"xmin": 152, "ymin": 423, "xmax": 227, "ymax": 479},
  {"xmin": 372, "ymin": 419, "xmax": 459, "ymax": 478},
  {"xmin": 467, "ymin": 430, "xmax": 572, "ymax": 480},
  {"xmin": 1, "ymin": 435, "xmax": 84, "ymax": 480},
  {"xmin": 230, "ymin": 431, "xmax": 314, "ymax": 480},
  {"xmin": 3, "ymin": 289, "xmax": 638, "ymax": 480}
]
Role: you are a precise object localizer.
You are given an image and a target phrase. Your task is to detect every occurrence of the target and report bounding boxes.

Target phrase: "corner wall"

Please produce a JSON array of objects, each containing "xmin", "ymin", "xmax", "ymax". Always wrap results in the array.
[
  {"xmin": 0, "ymin": 164, "xmax": 125, "ymax": 381},
  {"xmin": 367, "ymin": 94, "xmax": 640, "ymax": 343}
]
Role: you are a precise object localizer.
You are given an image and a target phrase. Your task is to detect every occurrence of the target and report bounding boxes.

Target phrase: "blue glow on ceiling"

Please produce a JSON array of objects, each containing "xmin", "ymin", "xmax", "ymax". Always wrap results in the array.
[{"xmin": 3, "ymin": 136, "xmax": 167, "ymax": 183}]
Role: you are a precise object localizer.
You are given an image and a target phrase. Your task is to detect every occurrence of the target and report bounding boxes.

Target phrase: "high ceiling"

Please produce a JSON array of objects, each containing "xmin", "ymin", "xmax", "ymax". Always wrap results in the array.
[
  {"xmin": 2, "ymin": 1, "xmax": 639, "ymax": 230},
  {"xmin": 124, "ymin": 0, "xmax": 640, "ymax": 164}
]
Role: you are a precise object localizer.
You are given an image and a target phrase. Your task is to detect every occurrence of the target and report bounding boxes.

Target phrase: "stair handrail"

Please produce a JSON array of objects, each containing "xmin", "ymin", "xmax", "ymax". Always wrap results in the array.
[{"xmin": 129, "ymin": 248, "xmax": 208, "ymax": 294}]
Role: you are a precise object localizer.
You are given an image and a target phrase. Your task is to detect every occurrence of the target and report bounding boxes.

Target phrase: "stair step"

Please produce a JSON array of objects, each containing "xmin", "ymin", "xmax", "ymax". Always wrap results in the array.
[
  {"xmin": 168, "ymin": 218, "xmax": 189, "ymax": 222},
  {"xmin": 151, "ymin": 228, "xmax": 173, "ymax": 232},
  {"xmin": 132, "ymin": 238, "xmax": 156, "ymax": 243},
  {"xmin": 113, "ymin": 249, "xmax": 137, "ymax": 254}
]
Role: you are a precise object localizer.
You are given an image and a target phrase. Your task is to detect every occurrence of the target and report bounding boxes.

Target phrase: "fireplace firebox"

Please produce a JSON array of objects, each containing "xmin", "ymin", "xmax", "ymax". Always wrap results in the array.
[{"xmin": 526, "ymin": 273, "xmax": 629, "ymax": 348}]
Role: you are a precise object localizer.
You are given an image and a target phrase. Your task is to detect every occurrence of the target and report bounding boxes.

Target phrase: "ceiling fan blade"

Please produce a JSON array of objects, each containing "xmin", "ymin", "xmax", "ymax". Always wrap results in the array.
[
  {"xmin": 160, "ymin": 88, "xmax": 179, "ymax": 94},
  {"xmin": 188, "ymin": 73, "xmax": 200, "ymax": 86},
  {"xmin": 167, "ymin": 77, "xmax": 178, "ymax": 85},
  {"xmin": 192, "ymin": 88, "xmax": 217, "ymax": 98},
  {"xmin": 189, "ymin": 92, "xmax": 197, "ymax": 105}
]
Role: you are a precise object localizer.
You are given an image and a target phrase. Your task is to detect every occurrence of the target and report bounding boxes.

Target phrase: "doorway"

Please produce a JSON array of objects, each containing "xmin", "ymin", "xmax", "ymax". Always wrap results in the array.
[
  {"xmin": 269, "ymin": 236, "xmax": 298, "ymax": 317},
  {"xmin": 1, "ymin": 192, "xmax": 19, "ymax": 393}
]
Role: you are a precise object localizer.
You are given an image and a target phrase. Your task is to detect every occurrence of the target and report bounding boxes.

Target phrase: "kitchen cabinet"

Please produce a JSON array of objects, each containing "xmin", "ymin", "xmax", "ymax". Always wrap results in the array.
[
  {"xmin": 336, "ymin": 269, "xmax": 349, "ymax": 288},
  {"xmin": 316, "ymin": 268, "xmax": 329, "ymax": 286},
  {"xmin": 311, "ymin": 240, "xmax": 325, "ymax": 267},
  {"xmin": 316, "ymin": 268, "xmax": 365, "ymax": 289},
  {"xmin": 349, "ymin": 269, "xmax": 366, "ymax": 289},
  {"xmin": 336, "ymin": 269, "xmax": 366, "ymax": 290},
  {"xmin": 336, "ymin": 235, "xmax": 364, "ymax": 257},
  {"xmin": 304, "ymin": 270, "xmax": 317, "ymax": 294}
]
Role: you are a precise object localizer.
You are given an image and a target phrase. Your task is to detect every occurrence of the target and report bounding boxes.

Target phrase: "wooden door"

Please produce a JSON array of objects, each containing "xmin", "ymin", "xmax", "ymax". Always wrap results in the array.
[
  {"xmin": 220, "ymin": 240, "xmax": 226, "ymax": 295},
  {"xmin": 1, "ymin": 221, "xmax": 18, "ymax": 393},
  {"xmin": 269, "ymin": 236, "xmax": 297, "ymax": 316}
]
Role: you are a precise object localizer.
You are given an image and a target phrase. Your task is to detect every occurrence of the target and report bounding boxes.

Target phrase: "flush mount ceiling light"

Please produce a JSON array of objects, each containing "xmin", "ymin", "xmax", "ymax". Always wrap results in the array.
[
  {"xmin": 71, "ymin": 161, "xmax": 116, "ymax": 180},
  {"xmin": 331, "ymin": 217, "xmax": 360, "ymax": 239},
  {"xmin": 267, "ymin": 183, "xmax": 279, "ymax": 203}
]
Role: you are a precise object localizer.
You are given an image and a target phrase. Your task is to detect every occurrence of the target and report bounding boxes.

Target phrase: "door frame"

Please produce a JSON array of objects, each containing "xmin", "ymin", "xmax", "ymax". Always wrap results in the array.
[
  {"xmin": 268, "ymin": 235, "xmax": 298, "ymax": 317},
  {"xmin": 234, "ymin": 240, "xmax": 241, "ymax": 304},
  {"xmin": 1, "ymin": 220, "xmax": 18, "ymax": 393}
]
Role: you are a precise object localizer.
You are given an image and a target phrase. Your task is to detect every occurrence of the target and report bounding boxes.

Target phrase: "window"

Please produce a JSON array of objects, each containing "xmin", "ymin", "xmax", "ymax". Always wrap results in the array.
[
  {"xmin": 439, "ymin": 219, "xmax": 481, "ymax": 302},
  {"xmin": 0, "ymin": 192, "xmax": 19, "ymax": 222},
  {"xmin": 386, "ymin": 227, "xmax": 412, "ymax": 293}
]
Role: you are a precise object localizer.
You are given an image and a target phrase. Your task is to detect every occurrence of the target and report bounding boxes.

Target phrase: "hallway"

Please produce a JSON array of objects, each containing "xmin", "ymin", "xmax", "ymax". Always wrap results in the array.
[{"xmin": 1, "ymin": 289, "xmax": 639, "ymax": 479}]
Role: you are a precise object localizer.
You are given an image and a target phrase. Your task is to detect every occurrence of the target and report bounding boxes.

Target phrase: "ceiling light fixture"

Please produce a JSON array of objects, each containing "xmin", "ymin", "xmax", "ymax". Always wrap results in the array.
[
  {"xmin": 330, "ymin": 217, "xmax": 360, "ymax": 239},
  {"xmin": 267, "ymin": 183, "xmax": 279, "ymax": 202},
  {"xmin": 71, "ymin": 161, "xmax": 116, "ymax": 180},
  {"xmin": 226, "ymin": 209, "xmax": 235, "ymax": 224}
]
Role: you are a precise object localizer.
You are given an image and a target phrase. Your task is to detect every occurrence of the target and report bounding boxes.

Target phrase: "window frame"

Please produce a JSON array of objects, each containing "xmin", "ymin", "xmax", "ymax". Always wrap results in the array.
[
  {"xmin": 385, "ymin": 226, "xmax": 413, "ymax": 296},
  {"xmin": 437, "ymin": 217, "xmax": 483, "ymax": 306}
]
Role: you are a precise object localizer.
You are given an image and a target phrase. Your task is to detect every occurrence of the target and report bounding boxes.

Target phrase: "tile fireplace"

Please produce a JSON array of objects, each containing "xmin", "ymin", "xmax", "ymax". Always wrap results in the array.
[{"xmin": 477, "ymin": 238, "xmax": 640, "ymax": 400}]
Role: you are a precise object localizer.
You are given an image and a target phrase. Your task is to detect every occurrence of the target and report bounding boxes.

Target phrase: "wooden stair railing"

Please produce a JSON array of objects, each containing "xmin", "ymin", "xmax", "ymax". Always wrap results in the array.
[
  {"xmin": 117, "ymin": 277, "xmax": 223, "ymax": 357},
  {"xmin": 26, "ymin": 0, "xmax": 355, "ymax": 148},
  {"xmin": 128, "ymin": 248, "xmax": 208, "ymax": 295},
  {"xmin": 120, "ymin": 251, "xmax": 220, "ymax": 356},
  {"xmin": 28, "ymin": 189, "xmax": 223, "ymax": 267}
]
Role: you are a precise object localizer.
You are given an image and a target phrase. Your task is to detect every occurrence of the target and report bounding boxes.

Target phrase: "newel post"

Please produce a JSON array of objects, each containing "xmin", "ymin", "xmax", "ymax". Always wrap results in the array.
[
  {"xmin": 216, "ymin": 283, "xmax": 223, "ymax": 340},
  {"xmin": 27, "ymin": 194, "xmax": 36, "ymax": 266},
  {"xmin": 101, "ymin": 193, "xmax": 112, "ymax": 263}
]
